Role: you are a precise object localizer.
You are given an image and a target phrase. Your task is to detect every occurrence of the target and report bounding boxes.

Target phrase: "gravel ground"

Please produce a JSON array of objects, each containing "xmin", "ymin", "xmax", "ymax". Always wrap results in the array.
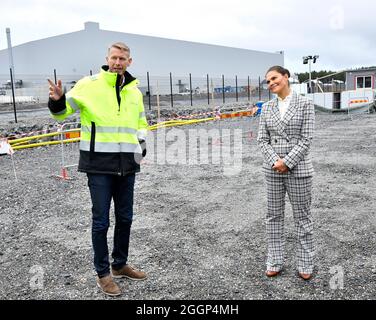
[{"xmin": 0, "ymin": 109, "xmax": 375, "ymax": 300}]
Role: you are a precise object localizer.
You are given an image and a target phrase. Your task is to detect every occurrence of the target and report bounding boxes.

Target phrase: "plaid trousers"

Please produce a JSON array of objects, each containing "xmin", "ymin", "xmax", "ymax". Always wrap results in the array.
[{"xmin": 265, "ymin": 174, "xmax": 314, "ymax": 274}]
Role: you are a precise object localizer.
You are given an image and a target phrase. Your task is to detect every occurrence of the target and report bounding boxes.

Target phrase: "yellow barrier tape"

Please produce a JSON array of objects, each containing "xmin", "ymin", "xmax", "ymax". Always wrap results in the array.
[
  {"xmin": 9, "ymin": 128, "xmax": 80, "ymax": 145},
  {"xmin": 12, "ymin": 138, "xmax": 80, "ymax": 150},
  {"xmin": 9, "ymin": 109, "xmax": 256, "ymax": 151},
  {"xmin": 148, "ymin": 117, "xmax": 215, "ymax": 130}
]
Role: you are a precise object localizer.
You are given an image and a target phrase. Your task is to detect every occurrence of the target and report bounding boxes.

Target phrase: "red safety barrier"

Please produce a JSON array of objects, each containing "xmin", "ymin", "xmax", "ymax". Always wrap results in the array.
[
  {"xmin": 65, "ymin": 131, "xmax": 81, "ymax": 139},
  {"xmin": 220, "ymin": 107, "xmax": 257, "ymax": 119}
]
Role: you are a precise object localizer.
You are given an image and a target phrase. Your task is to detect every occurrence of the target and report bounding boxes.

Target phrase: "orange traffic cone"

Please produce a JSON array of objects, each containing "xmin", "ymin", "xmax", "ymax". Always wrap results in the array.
[
  {"xmin": 53, "ymin": 167, "xmax": 72, "ymax": 181},
  {"xmin": 61, "ymin": 167, "xmax": 69, "ymax": 180}
]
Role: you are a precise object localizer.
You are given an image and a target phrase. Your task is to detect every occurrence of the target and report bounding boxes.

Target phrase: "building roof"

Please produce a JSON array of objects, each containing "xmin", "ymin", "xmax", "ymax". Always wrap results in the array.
[
  {"xmin": 346, "ymin": 67, "xmax": 376, "ymax": 73},
  {"xmin": 0, "ymin": 22, "xmax": 284, "ymax": 77}
]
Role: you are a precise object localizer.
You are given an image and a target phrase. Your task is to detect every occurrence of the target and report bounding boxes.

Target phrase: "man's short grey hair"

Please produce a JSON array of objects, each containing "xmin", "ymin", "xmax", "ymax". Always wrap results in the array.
[{"xmin": 108, "ymin": 42, "xmax": 130, "ymax": 54}]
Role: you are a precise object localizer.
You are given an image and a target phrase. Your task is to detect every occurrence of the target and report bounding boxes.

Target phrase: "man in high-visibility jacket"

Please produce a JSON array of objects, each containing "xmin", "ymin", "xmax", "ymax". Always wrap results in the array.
[{"xmin": 48, "ymin": 42, "xmax": 148, "ymax": 297}]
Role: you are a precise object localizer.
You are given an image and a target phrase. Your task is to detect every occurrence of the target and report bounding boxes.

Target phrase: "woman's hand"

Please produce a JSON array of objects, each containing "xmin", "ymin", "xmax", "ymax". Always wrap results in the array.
[{"xmin": 272, "ymin": 159, "xmax": 289, "ymax": 173}]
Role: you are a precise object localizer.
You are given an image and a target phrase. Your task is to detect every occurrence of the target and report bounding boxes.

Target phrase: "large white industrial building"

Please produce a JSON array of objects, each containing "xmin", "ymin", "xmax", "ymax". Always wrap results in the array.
[
  {"xmin": 0, "ymin": 22, "xmax": 284, "ymax": 102},
  {"xmin": 0, "ymin": 21, "xmax": 283, "ymax": 77}
]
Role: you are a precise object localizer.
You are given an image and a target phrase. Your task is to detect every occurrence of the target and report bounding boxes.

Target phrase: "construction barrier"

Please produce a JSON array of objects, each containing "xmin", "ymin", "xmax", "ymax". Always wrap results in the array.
[
  {"xmin": 54, "ymin": 122, "xmax": 81, "ymax": 181},
  {"xmin": 148, "ymin": 117, "xmax": 215, "ymax": 131},
  {"xmin": 148, "ymin": 107, "xmax": 258, "ymax": 130},
  {"xmin": 5, "ymin": 106, "xmax": 258, "ymax": 152},
  {"xmin": 6, "ymin": 122, "xmax": 80, "ymax": 180},
  {"xmin": 64, "ymin": 130, "xmax": 81, "ymax": 139},
  {"xmin": 8, "ymin": 128, "xmax": 80, "ymax": 149},
  {"xmin": 219, "ymin": 108, "xmax": 257, "ymax": 119},
  {"xmin": 1, "ymin": 107, "xmax": 260, "ymax": 181},
  {"xmin": 12, "ymin": 138, "xmax": 80, "ymax": 150}
]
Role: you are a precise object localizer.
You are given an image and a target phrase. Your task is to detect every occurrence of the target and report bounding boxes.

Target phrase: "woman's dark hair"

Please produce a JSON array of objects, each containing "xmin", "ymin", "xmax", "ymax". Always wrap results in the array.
[{"xmin": 266, "ymin": 66, "xmax": 290, "ymax": 78}]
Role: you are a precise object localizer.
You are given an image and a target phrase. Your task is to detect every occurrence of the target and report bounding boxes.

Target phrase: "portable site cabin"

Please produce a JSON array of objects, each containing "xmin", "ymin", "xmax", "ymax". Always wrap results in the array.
[{"xmin": 303, "ymin": 67, "xmax": 376, "ymax": 112}]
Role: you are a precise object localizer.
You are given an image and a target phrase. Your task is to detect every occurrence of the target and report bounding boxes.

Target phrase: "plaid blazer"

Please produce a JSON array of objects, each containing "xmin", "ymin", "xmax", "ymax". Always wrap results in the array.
[{"xmin": 257, "ymin": 91, "xmax": 315, "ymax": 178}]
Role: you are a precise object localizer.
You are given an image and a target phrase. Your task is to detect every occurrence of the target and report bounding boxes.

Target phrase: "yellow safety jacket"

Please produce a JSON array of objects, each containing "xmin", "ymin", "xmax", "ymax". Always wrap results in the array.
[{"xmin": 48, "ymin": 67, "xmax": 148, "ymax": 175}]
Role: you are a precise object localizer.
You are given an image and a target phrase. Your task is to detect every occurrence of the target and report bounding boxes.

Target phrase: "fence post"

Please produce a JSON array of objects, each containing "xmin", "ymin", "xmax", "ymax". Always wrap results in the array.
[
  {"xmin": 9, "ymin": 68, "xmax": 17, "ymax": 123},
  {"xmin": 156, "ymin": 80, "xmax": 160, "ymax": 122},
  {"xmin": 189, "ymin": 73, "xmax": 193, "ymax": 106},
  {"xmin": 170, "ymin": 72, "xmax": 173, "ymax": 108},
  {"xmin": 258, "ymin": 76, "xmax": 261, "ymax": 101},
  {"xmin": 207, "ymin": 74, "xmax": 210, "ymax": 105},
  {"xmin": 147, "ymin": 71, "xmax": 151, "ymax": 110},
  {"xmin": 247, "ymin": 76, "xmax": 250, "ymax": 101},
  {"xmin": 222, "ymin": 75, "xmax": 225, "ymax": 104},
  {"xmin": 235, "ymin": 75, "xmax": 238, "ymax": 102}
]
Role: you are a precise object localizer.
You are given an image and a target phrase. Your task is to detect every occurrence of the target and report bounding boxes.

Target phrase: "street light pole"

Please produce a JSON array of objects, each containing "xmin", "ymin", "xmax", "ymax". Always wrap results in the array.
[
  {"xmin": 303, "ymin": 55, "xmax": 319, "ymax": 94},
  {"xmin": 6, "ymin": 27, "xmax": 18, "ymax": 123}
]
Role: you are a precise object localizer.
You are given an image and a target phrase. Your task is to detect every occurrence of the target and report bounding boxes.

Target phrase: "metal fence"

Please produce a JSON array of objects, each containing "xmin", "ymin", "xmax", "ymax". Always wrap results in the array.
[
  {"xmin": 0, "ymin": 70, "xmax": 271, "ymax": 111},
  {"xmin": 0, "ymin": 72, "xmax": 85, "ymax": 105},
  {"xmin": 2, "ymin": 69, "xmax": 374, "ymax": 124}
]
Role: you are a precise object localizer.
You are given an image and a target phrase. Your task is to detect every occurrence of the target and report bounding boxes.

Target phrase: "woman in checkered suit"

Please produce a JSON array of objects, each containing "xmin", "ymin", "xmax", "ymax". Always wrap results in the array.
[{"xmin": 257, "ymin": 66, "xmax": 315, "ymax": 280}]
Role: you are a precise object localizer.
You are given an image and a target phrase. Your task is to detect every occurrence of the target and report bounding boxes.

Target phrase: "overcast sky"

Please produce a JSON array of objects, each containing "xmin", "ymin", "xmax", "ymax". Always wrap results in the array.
[{"xmin": 1, "ymin": 0, "xmax": 375, "ymax": 75}]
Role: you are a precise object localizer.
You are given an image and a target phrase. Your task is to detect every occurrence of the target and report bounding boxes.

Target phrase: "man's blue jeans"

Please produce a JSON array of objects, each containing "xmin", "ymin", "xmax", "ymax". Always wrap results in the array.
[{"xmin": 87, "ymin": 173, "xmax": 135, "ymax": 277}]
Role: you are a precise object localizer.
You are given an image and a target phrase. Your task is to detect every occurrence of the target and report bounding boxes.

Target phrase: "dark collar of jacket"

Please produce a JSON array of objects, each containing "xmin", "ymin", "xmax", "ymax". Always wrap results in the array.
[{"xmin": 101, "ymin": 65, "xmax": 136, "ymax": 88}]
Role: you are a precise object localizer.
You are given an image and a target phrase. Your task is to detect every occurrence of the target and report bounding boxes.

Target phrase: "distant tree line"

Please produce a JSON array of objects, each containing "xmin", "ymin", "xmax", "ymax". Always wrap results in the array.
[
  {"xmin": 297, "ymin": 65, "xmax": 376, "ymax": 83},
  {"xmin": 297, "ymin": 71, "xmax": 345, "ymax": 83}
]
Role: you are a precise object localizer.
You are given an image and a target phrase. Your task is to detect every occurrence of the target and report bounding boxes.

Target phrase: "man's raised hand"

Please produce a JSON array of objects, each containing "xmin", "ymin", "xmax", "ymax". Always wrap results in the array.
[{"xmin": 47, "ymin": 79, "xmax": 63, "ymax": 101}]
